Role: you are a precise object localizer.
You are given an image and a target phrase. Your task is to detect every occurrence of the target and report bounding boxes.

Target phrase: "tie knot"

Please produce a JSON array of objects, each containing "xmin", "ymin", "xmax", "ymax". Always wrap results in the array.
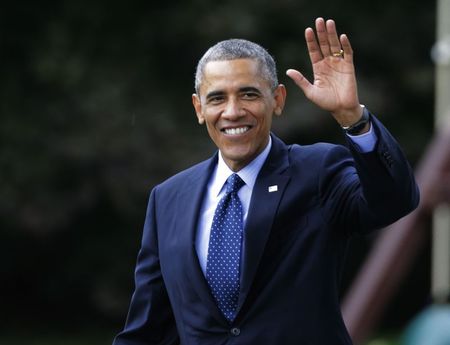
[{"xmin": 226, "ymin": 173, "xmax": 244, "ymax": 194}]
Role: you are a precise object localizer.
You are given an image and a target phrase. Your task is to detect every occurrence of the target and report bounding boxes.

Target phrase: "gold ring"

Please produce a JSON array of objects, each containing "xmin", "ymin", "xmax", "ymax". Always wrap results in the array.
[{"xmin": 332, "ymin": 49, "xmax": 344, "ymax": 58}]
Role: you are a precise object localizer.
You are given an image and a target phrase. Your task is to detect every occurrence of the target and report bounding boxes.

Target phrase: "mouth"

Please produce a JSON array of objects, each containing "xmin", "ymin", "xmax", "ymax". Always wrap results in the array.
[{"xmin": 221, "ymin": 126, "xmax": 251, "ymax": 135}]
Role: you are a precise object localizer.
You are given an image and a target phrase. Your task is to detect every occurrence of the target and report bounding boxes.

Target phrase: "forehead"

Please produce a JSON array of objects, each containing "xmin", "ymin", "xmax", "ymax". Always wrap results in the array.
[
  {"xmin": 199, "ymin": 58, "xmax": 270, "ymax": 95},
  {"xmin": 204, "ymin": 58, "xmax": 260, "ymax": 74}
]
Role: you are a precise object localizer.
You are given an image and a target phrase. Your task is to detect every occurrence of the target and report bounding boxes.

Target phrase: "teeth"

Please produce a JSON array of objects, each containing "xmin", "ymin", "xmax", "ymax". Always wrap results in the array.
[{"xmin": 224, "ymin": 127, "xmax": 249, "ymax": 135}]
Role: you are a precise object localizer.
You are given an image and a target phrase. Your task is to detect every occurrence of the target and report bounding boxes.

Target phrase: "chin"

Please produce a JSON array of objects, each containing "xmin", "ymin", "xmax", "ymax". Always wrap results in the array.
[{"xmin": 224, "ymin": 150, "xmax": 255, "ymax": 167}]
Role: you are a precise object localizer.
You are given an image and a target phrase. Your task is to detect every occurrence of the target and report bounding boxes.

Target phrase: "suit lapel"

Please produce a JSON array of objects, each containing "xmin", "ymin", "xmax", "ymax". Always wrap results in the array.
[
  {"xmin": 237, "ymin": 134, "xmax": 291, "ymax": 311},
  {"xmin": 175, "ymin": 135, "xmax": 292, "ymax": 323},
  {"xmin": 175, "ymin": 153, "xmax": 229, "ymax": 324}
]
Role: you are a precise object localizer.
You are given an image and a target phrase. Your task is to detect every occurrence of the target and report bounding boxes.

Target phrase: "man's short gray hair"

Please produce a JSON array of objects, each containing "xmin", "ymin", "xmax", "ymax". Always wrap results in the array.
[{"xmin": 194, "ymin": 39, "xmax": 278, "ymax": 94}]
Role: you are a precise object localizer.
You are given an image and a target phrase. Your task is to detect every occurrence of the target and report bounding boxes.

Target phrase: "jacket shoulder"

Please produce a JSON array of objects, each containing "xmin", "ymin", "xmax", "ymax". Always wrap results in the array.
[
  {"xmin": 287, "ymin": 141, "xmax": 349, "ymax": 164},
  {"xmin": 155, "ymin": 155, "xmax": 215, "ymax": 191}
]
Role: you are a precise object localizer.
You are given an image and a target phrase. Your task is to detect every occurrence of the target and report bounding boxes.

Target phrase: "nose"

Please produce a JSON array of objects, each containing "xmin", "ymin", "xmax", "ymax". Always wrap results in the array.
[{"xmin": 222, "ymin": 98, "xmax": 245, "ymax": 120}]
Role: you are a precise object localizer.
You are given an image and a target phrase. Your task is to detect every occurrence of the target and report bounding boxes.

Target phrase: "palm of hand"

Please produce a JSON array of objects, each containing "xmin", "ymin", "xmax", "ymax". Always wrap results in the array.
[
  {"xmin": 308, "ymin": 57, "xmax": 358, "ymax": 114},
  {"xmin": 286, "ymin": 18, "xmax": 362, "ymax": 123}
]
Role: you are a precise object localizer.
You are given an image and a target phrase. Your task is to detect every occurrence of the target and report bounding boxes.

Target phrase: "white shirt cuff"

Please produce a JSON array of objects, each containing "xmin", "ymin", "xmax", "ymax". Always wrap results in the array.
[{"xmin": 346, "ymin": 122, "xmax": 377, "ymax": 152}]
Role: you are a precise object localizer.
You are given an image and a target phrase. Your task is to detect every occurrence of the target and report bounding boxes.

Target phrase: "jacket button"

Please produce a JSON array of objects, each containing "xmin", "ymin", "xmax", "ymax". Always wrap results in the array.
[{"xmin": 230, "ymin": 327, "xmax": 240, "ymax": 336}]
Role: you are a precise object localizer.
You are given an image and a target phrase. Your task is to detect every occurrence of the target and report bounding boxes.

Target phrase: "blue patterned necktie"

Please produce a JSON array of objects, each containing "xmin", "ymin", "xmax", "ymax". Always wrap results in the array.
[{"xmin": 206, "ymin": 173, "xmax": 245, "ymax": 322}]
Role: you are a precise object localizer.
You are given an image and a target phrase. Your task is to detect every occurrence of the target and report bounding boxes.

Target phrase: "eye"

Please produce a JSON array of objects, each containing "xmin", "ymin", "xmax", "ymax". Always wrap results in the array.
[
  {"xmin": 207, "ymin": 95, "xmax": 225, "ymax": 105},
  {"xmin": 241, "ymin": 92, "xmax": 259, "ymax": 100}
]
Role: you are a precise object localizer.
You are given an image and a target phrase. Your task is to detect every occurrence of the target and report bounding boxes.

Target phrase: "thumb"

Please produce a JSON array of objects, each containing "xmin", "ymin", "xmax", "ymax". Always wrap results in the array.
[{"xmin": 286, "ymin": 69, "xmax": 312, "ymax": 97}]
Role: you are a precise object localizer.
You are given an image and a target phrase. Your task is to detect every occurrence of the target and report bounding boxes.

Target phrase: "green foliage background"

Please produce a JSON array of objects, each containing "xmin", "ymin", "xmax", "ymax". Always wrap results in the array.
[{"xmin": 0, "ymin": 0, "xmax": 436, "ymax": 342}]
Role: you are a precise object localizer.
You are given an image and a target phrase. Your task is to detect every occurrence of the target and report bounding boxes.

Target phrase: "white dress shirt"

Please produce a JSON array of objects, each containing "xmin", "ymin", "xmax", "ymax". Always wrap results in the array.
[
  {"xmin": 347, "ymin": 123, "xmax": 376, "ymax": 152},
  {"xmin": 195, "ymin": 126, "xmax": 376, "ymax": 275},
  {"xmin": 195, "ymin": 137, "xmax": 273, "ymax": 275}
]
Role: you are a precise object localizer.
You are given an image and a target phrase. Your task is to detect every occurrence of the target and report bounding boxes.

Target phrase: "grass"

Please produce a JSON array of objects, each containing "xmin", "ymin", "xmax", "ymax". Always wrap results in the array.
[
  {"xmin": 0, "ymin": 330, "xmax": 401, "ymax": 345},
  {"xmin": 365, "ymin": 334, "xmax": 401, "ymax": 345},
  {"xmin": 0, "ymin": 330, "xmax": 115, "ymax": 345}
]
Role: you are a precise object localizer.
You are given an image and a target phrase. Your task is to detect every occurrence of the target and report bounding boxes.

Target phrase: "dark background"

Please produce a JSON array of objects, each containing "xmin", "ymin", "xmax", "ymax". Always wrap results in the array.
[{"xmin": 0, "ymin": 0, "xmax": 436, "ymax": 343}]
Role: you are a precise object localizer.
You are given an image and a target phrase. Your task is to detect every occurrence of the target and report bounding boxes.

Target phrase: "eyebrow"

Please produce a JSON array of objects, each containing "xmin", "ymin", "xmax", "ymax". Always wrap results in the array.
[
  {"xmin": 205, "ymin": 90, "xmax": 225, "ymax": 100},
  {"xmin": 205, "ymin": 86, "xmax": 262, "ymax": 100},
  {"xmin": 239, "ymin": 86, "xmax": 262, "ymax": 95}
]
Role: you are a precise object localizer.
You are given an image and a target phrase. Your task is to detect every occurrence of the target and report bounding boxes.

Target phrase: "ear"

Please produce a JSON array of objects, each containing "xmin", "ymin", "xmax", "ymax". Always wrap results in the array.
[
  {"xmin": 273, "ymin": 84, "xmax": 287, "ymax": 116},
  {"xmin": 192, "ymin": 93, "xmax": 205, "ymax": 124}
]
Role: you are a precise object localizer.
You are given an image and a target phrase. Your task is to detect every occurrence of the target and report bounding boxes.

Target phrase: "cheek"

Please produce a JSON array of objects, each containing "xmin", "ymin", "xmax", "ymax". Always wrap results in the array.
[
  {"xmin": 204, "ymin": 121, "xmax": 221, "ymax": 142},
  {"xmin": 203, "ymin": 113, "xmax": 219, "ymax": 129},
  {"xmin": 256, "ymin": 113, "xmax": 273, "ymax": 131}
]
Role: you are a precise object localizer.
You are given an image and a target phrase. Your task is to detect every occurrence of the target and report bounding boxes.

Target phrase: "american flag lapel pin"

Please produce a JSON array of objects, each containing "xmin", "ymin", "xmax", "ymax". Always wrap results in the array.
[{"xmin": 268, "ymin": 185, "xmax": 278, "ymax": 193}]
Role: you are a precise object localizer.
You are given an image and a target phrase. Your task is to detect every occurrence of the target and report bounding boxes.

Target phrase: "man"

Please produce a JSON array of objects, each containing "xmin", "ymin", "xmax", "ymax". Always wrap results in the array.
[{"xmin": 113, "ymin": 18, "xmax": 419, "ymax": 344}]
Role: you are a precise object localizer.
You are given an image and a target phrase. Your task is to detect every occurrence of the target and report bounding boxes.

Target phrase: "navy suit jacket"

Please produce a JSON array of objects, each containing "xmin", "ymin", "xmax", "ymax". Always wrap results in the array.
[{"xmin": 113, "ymin": 115, "xmax": 419, "ymax": 345}]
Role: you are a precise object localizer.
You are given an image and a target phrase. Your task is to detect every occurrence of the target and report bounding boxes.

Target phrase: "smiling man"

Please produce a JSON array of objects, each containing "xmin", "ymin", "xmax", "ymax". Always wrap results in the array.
[
  {"xmin": 192, "ymin": 58, "xmax": 286, "ymax": 172},
  {"xmin": 113, "ymin": 18, "xmax": 419, "ymax": 345}
]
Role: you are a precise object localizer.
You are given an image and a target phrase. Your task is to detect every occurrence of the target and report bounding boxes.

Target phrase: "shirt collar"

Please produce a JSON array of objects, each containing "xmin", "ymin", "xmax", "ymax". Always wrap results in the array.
[{"xmin": 212, "ymin": 136, "xmax": 272, "ymax": 196}]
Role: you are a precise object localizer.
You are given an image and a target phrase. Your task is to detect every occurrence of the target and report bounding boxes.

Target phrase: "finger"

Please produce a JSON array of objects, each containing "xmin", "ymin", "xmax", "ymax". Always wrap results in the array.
[
  {"xmin": 340, "ymin": 34, "xmax": 354, "ymax": 63},
  {"xmin": 305, "ymin": 27, "xmax": 323, "ymax": 64},
  {"xmin": 326, "ymin": 19, "xmax": 342, "ymax": 57},
  {"xmin": 315, "ymin": 17, "xmax": 331, "ymax": 57},
  {"xmin": 286, "ymin": 69, "xmax": 313, "ymax": 97}
]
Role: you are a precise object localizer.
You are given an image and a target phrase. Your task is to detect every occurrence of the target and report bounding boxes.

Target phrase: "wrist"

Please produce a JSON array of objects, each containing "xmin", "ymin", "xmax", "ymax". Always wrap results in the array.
[
  {"xmin": 334, "ymin": 104, "xmax": 364, "ymax": 127},
  {"xmin": 341, "ymin": 105, "xmax": 370, "ymax": 135}
]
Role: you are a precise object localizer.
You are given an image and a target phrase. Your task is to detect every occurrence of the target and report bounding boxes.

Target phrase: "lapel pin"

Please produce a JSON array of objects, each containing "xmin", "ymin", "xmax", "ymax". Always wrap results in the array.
[{"xmin": 268, "ymin": 185, "xmax": 278, "ymax": 193}]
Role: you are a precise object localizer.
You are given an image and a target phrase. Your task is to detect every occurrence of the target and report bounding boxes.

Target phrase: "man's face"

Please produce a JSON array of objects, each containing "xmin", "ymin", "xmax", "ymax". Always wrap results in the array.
[{"xmin": 192, "ymin": 58, "xmax": 286, "ymax": 172}]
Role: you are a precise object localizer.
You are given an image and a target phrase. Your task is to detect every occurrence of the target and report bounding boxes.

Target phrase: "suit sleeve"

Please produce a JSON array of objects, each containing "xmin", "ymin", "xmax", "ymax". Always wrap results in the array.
[
  {"xmin": 113, "ymin": 187, "xmax": 179, "ymax": 345},
  {"xmin": 318, "ymin": 113, "xmax": 420, "ymax": 234}
]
